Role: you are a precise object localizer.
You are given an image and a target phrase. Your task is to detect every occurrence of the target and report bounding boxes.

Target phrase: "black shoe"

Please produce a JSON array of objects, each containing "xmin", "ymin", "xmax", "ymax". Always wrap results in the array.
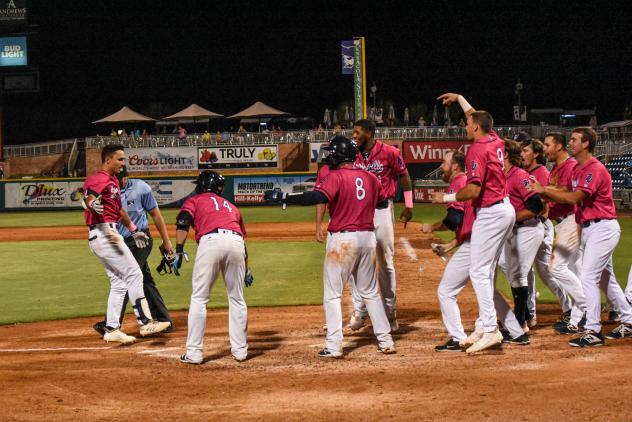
[
  {"xmin": 557, "ymin": 311, "xmax": 571, "ymax": 325},
  {"xmin": 93, "ymin": 321, "xmax": 106, "ymax": 337},
  {"xmin": 569, "ymin": 330, "xmax": 604, "ymax": 347},
  {"xmin": 555, "ymin": 323, "xmax": 583, "ymax": 335},
  {"xmin": 605, "ymin": 323, "xmax": 632, "ymax": 340},
  {"xmin": 163, "ymin": 322, "xmax": 174, "ymax": 333},
  {"xmin": 318, "ymin": 349, "xmax": 343, "ymax": 358},
  {"xmin": 607, "ymin": 310, "xmax": 620, "ymax": 323},
  {"xmin": 435, "ymin": 339, "xmax": 464, "ymax": 352},
  {"xmin": 504, "ymin": 333, "xmax": 530, "ymax": 345}
]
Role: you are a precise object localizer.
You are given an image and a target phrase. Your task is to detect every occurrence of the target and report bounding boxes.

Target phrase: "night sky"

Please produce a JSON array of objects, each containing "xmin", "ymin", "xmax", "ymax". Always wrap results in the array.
[{"xmin": 3, "ymin": 0, "xmax": 631, "ymax": 144}]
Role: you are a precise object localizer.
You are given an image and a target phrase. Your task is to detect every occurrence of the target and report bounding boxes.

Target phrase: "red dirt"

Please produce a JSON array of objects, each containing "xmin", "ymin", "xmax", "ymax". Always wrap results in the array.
[{"xmin": 1, "ymin": 222, "xmax": 631, "ymax": 421}]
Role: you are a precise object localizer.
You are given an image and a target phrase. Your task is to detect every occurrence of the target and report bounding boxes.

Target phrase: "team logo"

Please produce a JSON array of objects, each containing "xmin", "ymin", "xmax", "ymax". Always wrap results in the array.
[
  {"xmin": 585, "ymin": 173, "xmax": 593, "ymax": 184},
  {"xmin": 522, "ymin": 179, "xmax": 529, "ymax": 188},
  {"xmin": 397, "ymin": 156, "xmax": 405, "ymax": 170},
  {"xmin": 471, "ymin": 160, "xmax": 477, "ymax": 174}
]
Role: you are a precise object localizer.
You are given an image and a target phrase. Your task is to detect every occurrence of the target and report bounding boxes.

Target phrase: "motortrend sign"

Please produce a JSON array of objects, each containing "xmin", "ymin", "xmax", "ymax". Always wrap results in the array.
[
  {"xmin": 198, "ymin": 145, "xmax": 278, "ymax": 169},
  {"xmin": 0, "ymin": 0, "xmax": 27, "ymax": 24},
  {"xmin": 126, "ymin": 147, "xmax": 197, "ymax": 172},
  {"xmin": 403, "ymin": 141, "xmax": 472, "ymax": 163}
]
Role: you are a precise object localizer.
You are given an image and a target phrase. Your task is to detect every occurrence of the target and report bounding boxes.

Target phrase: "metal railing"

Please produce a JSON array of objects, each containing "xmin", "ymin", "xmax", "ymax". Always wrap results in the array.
[{"xmin": 2, "ymin": 139, "xmax": 81, "ymax": 158}]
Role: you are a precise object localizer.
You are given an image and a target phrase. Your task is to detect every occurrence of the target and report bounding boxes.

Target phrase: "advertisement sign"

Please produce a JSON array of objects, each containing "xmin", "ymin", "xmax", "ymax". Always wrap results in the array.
[
  {"xmin": 403, "ymin": 141, "xmax": 472, "ymax": 164},
  {"xmin": 0, "ymin": 36, "xmax": 27, "ymax": 66},
  {"xmin": 5, "ymin": 181, "xmax": 84, "ymax": 208},
  {"xmin": 233, "ymin": 174, "xmax": 317, "ymax": 204},
  {"xmin": 353, "ymin": 37, "xmax": 366, "ymax": 121},
  {"xmin": 144, "ymin": 179, "xmax": 195, "ymax": 207},
  {"xmin": 0, "ymin": 0, "xmax": 27, "ymax": 25},
  {"xmin": 413, "ymin": 186, "xmax": 446, "ymax": 203},
  {"xmin": 341, "ymin": 39, "xmax": 354, "ymax": 75},
  {"xmin": 310, "ymin": 142, "xmax": 328, "ymax": 163},
  {"xmin": 198, "ymin": 145, "xmax": 278, "ymax": 169},
  {"xmin": 126, "ymin": 147, "xmax": 197, "ymax": 172}
]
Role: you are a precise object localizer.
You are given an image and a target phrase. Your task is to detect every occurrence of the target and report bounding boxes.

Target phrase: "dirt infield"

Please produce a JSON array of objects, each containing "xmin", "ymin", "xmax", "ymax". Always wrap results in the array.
[{"xmin": 1, "ymin": 222, "xmax": 632, "ymax": 421}]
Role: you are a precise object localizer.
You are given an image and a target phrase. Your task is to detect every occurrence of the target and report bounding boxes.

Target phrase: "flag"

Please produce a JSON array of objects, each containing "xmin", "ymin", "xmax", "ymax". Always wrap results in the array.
[{"xmin": 341, "ymin": 40, "xmax": 354, "ymax": 75}]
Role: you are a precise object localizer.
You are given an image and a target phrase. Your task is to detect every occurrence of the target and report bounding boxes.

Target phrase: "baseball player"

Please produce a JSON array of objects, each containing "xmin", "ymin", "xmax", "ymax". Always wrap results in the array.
[
  {"xmin": 93, "ymin": 166, "xmax": 174, "ymax": 336},
  {"xmin": 266, "ymin": 135, "xmax": 396, "ymax": 358},
  {"xmin": 82, "ymin": 145, "xmax": 171, "ymax": 344},
  {"xmin": 432, "ymin": 150, "xmax": 528, "ymax": 352},
  {"xmin": 529, "ymin": 127, "xmax": 632, "ymax": 347},
  {"xmin": 343, "ymin": 119, "xmax": 413, "ymax": 332},
  {"xmin": 434, "ymin": 93, "xmax": 515, "ymax": 353},
  {"xmin": 542, "ymin": 133, "xmax": 587, "ymax": 334},
  {"xmin": 500, "ymin": 140, "xmax": 545, "ymax": 329},
  {"xmin": 626, "ymin": 265, "xmax": 632, "ymax": 303},
  {"xmin": 520, "ymin": 137, "xmax": 570, "ymax": 328},
  {"xmin": 177, "ymin": 171, "xmax": 252, "ymax": 364}
]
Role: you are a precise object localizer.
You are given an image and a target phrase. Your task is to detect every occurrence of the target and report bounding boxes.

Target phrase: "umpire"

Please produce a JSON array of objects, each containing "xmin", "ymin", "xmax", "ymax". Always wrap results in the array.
[{"xmin": 94, "ymin": 166, "xmax": 174, "ymax": 335}]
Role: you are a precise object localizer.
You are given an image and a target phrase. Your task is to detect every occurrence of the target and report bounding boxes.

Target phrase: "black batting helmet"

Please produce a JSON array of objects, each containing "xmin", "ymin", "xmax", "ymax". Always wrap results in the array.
[
  {"xmin": 322, "ymin": 135, "xmax": 359, "ymax": 169},
  {"xmin": 193, "ymin": 170, "xmax": 225, "ymax": 195}
]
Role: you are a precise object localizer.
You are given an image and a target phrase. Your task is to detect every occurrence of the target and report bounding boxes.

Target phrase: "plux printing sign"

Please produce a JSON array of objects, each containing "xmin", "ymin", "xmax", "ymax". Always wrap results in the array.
[{"xmin": 0, "ymin": 36, "xmax": 27, "ymax": 66}]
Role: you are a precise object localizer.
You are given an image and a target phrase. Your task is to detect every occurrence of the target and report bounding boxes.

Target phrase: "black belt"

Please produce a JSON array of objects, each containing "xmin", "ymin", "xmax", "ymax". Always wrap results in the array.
[
  {"xmin": 553, "ymin": 214, "xmax": 571, "ymax": 223},
  {"xmin": 331, "ymin": 229, "xmax": 373, "ymax": 234},
  {"xmin": 89, "ymin": 223, "xmax": 116, "ymax": 230},
  {"xmin": 539, "ymin": 216, "xmax": 547, "ymax": 224},
  {"xmin": 490, "ymin": 199, "xmax": 504, "ymax": 207},
  {"xmin": 204, "ymin": 228, "xmax": 243, "ymax": 237},
  {"xmin": 582, "ymin": 218, "xmax": 613, "ymax": 228}
]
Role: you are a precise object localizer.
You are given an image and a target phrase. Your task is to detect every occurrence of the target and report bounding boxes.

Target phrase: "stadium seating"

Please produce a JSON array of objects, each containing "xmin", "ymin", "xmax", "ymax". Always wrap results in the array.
[{"xmin": 605, "ymin": 152, "xmax": 632, "ymax": 188}]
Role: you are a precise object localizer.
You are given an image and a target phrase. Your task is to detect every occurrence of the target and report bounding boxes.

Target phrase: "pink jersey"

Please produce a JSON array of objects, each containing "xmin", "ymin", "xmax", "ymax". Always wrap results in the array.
[
  {"xmin": 548, "ymin": 157, "xmax": 577, "ymax": 219},
  {"xmin": 180, "ymin": 192, "xmax": 246, "ymax": 243},
  {"xmin": 315, "ymin": 167, "xmax": 385, "ymax": 232},
  {"xmin": 528, "ymin": 164, "xmax": 550, "ymax": 185},
  {"xmin": 456, "ymin": 202, "xmax": 476, "ymax": 245},
  {"xmin": 447, "ymin": 173, "xmax": 467, "ymax": 213},
  {"xmin": 316, "ymin": 165, "xmax": 330, "ymax": 184},
  {"xmin": 571, "ymin": 157, "xmax": 617, "ymax": 224},
  {"xmin": 354, "ymin": 141, "xmax": 407, "ymax": 199},
  {"xmin": 506, "ymin": 166, "xmax": 536, "ymax": 213},
  {"xmin": 83, "ymin": 170, "xmax": 122, "ymax": 225},
  {"xmin": 465, "ymin": 131, "xmax": 507, "ymax": 208}
]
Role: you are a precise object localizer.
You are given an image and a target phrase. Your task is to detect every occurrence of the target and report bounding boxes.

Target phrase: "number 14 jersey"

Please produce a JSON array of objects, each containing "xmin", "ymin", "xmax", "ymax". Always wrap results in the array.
[
  {"xmin": 315, "ymin": 167, "xmax": 386, "ymax": 233},
  {"xmin": 180, "ymin": 192, "xmax": 246, "ymax": 242}
]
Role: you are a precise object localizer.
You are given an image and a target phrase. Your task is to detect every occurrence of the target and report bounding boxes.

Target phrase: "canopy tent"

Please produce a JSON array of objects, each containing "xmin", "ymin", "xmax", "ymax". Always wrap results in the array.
[
  {"xmin": 162, "ymin": 103, "xmax": 224, "ymax": 120},
  {"xmin": 93, "ymin": 106, "xmax": 155, "ymax": 123},
  {"xmin": 228, "ymin": 101, "xmax": 290, "ymax": 118}
]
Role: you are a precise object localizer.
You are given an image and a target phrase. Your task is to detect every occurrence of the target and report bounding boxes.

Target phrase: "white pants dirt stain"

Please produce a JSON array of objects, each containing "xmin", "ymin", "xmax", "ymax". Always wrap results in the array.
[
  {"xmin": 88, "ymin": 223, "xmax": 151, "ymax": 329},
  {"xmin": 186, "ymin": 232, "xmax": 248, "ymax": 361},
  {"xmin": 350, "ymin": 202, "xmax": 396, "ymax": 318},
  {"xmin": 580, "ymin": 219, "xmax": 632, "ymax": 332},
  {"xmin": 324, "ymin": 231, "xmax": 393, "ymax": 353},
  {"xmin": 469, "ymin": 199, "xmax": 515, "ymax": 333}
]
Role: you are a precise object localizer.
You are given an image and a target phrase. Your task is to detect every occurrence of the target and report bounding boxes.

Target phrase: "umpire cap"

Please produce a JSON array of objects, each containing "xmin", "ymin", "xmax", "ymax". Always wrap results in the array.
[
  {"xmin": 194, "ymin": 170, "xmax": 225, "ymax": 195},
  {"xmin": 322, "ymin": 135, "xmax": 359, "ymax": 169}
]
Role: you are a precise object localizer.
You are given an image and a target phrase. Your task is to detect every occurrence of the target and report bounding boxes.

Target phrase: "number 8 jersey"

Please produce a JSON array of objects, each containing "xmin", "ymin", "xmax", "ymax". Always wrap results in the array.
[
  {"xmin": 315, "ymin": 167, "xmax": 386, "ymax": 233},
  {"xmin": 179, "ymin": 192, "xmax": 246, "ymax": 242}
]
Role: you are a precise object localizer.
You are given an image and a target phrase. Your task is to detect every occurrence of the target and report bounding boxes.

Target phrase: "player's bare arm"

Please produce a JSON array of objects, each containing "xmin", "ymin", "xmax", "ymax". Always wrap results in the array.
[
  {"xmin": 149, "ymin": 207, "xmax": 174, "ymax": 254},
  {"xmin": 433, "ymin": 183, "xmax": 481, "ymax": 203},
  {"xmin": 528, "ymin": 176, "xmax": 587, "ymax": 205},
  {"xmin": 437, "ymin": 93, "xmax": 476, "ymax": 116},
  {"xmin": 315, "ymin": 203, "xmax": 327, "ymax": 243},
  {"xmin": 399, "ymin": 171, "xmax": 413, "ymax": 227}
]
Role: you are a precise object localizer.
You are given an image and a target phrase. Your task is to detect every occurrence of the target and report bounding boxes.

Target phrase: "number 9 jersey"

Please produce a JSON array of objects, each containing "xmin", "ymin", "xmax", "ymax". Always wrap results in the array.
[
  {"xmin": 179, "ymin": 192, "xmax": 246, "ymax": 242},
  {"xmin": 315, "ymin": 167, "xmax": 386, "ymax": 233}
]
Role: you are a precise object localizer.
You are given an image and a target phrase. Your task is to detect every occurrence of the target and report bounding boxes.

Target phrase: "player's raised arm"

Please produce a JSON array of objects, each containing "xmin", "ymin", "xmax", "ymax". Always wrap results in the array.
[{"xmin": 437, "ymin": 93, "xmax": 476, "ymax": 116}]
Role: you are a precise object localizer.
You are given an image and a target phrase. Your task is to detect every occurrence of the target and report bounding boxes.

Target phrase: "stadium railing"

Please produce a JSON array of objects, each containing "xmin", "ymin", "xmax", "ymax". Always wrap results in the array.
[{"xmin": 3, "ymin": 139, "xmax": 80, "ymax": 158}]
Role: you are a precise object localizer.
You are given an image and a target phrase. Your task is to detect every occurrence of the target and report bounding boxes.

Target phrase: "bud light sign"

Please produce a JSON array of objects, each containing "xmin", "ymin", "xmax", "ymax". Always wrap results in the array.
[{"xmin": 0, "ymin": 36, "xmax": 27, "ymax": 66}]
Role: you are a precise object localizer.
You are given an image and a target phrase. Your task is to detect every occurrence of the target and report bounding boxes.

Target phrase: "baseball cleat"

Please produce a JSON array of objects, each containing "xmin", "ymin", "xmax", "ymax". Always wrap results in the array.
[
  {"xmin": 389, "ymin": 317, "xmax": 399, "ymax": 333},
  {"xmin": 569, "ymin": 330, "xmax": 604, "ymax": 347},
  {"xmin": 555, "ymin": 323, "xmax": 583, "ymax": 335},
  {"xmin": 232, "ymin": 354, "xmax": 248, "ymax": 362},
  {"xmin": 504, "ymin": 333, "xmax": 530, "ymax": 345},
  {"xmin": 466, "ymin": 330, "xmax": 503, "ymax": 354},
  {"xmin": 605, "ymin": 323, "xmax": 632, "ymax": 340},
  {"xmin": 140, "ymin": 320, "xmax": 172, "ymax": 337},
  {"xmin": 435, "ymin": 339, "xmax": 464, "ymax": 352},
  {"xmin": 377, "ymin": 345, "xmax": 397, "ymax": 354},
  {"xmin": 179, "ymin": 354, "xmax": 202, "ymax": 365},
  {"xmin": 521, "ymin": 323, "xmax": 530, "ymax": 334},
  {"xmin": 318, "ymin": 349, "xmax": 343, "ymax": 358},
  {"xmin": 103, "ymin": 328, "xmax": 136, "ymax": 345},
  {"xmin": 556, "ymin": 311, "xmax": 571, "ymax": 325},
  {"xmin": 93, "ymin": 321, "xmax": 107, "ymax": 337},
  {"xmin": 459, "ymin": 329, "xmax": 483, "ymax": 348},
  {"xmin": 163, "ymin": 322, "xmax": 175, "ymax": 333},
  {"xmin": 607, "ymin": 310, "xmax": 620, "ymax": 323},
  {"xmin": 527, "ymin": 318, "xmax": 537, "ymax": 329},
  {"xmin": 347, "ymin": 312, "xmax": 367, "ymax": 331}
]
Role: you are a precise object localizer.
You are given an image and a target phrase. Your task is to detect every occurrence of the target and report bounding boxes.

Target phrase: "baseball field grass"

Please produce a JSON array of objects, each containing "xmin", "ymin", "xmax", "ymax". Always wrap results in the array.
[{"xmin": 1, "ymin": 204, "xmax": 630, "ymax": 324}]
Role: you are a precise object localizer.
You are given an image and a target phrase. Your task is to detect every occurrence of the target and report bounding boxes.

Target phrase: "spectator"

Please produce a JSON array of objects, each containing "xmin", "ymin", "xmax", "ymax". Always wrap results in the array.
[
  {"xmin": 418, "ymin": 117, "xmax": 426, "ymax": 127},
  {"xmin": 202, "ymin": 130, "xmax": 212, "ymax": 143},
  {"xmin": 0, "ymin": 165, "xmax": 4, "ymax": 179},
  {"xmin": 120, "ymin": 129, "xmax": 128, "ymax": 137},
  {"xmin": 134, "ymin": 128, "xmax": 141, "ymax": 138},
  {"xmin": 110, "ymin": 129, "xmax": 117, "ymax": 137},
  {"xmin": 316, "ymin": 124, "xmax": 324, "ymax": 132},
  {"xmin": 178, "ymin": 125, "xmax": 187, "ymax": 139},
  {"xmin": 238, "ymin": 125, "xmax": 247, "ymax": 133},
  {"xmin": 141, "ymin": 129, "xmax": 149, "ymax": 140}
]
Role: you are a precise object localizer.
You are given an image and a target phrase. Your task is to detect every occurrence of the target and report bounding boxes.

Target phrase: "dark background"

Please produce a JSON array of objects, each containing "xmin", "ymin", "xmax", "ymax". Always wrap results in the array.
[{"xmin": 2, "ymin": 0, "xmax": 631, "ymax": 144}]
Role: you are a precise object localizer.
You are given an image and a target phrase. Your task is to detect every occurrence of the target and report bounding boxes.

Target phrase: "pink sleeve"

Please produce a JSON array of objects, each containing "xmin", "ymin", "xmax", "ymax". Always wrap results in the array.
[
  {"xmin": 315, "ymin": 171, "xmax": 338, "ymax": 202},
  {"xmin": 465, "ymin": 147, "xmax": 485, "ymax": 185},
  {"xmin": 520, "ymin": 176, "xmax": 537, "ymax": 202},
  {"xmin": 392, "ymin": 148, "xmax": 407, "ymax": 176},
  {"xmin": 574, "ymin": 167, "xmax": 596, "ymax": 197},
  {"xmin": 180, "ymin": 196, "xmax": 197, "ymax": 217}
]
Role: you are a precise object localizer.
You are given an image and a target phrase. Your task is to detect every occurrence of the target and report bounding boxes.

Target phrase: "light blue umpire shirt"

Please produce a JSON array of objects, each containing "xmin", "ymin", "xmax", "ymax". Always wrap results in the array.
[{"xmin": 117, "ymin": 179, "xmax": 158, "ymax": 238}]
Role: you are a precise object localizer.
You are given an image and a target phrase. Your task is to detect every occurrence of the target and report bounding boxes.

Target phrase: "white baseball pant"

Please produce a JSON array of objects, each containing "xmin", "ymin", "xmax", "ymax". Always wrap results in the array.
[
  {"xmin": 469, "ymin": 198, "xmax": 515, "ymax": 333},
  {"xmin": 504, "ymin": 222, "xmax": 545, "ymax": 288},
  {"xmin": 88, "ymin": 223, "xmax": 152, "ymax": 329},
  {"xmin": 185, "ymin": 232, "xmax": 248, "ymax": 362},
  {"xmin": 625, "ymin": 265, "xmax": 632, "ymax": 303},
  {"xmin": 324, "ymin": 231, "xmax": 394, "ymax": 354},
  {"xmin": 439, "ymin": 241, "xmax": 524, "ymax": 341},
  {"xmin": 550, "ymin": 215, "xmax": 586, "ymax": 326},
  {"xmin": 580, "ymin": 219, "xmax": 632, "ymax": 333},
  {"xmin": 351, "ymin": 201, "xmax": 396, "ymax": 318},
  {"xmin": 493, "ymin": 246, "xmax": 528, "ymax": 338},
  {"xmin": 527, "ymin": 219, "xmax": 572, "ymax": 319}
]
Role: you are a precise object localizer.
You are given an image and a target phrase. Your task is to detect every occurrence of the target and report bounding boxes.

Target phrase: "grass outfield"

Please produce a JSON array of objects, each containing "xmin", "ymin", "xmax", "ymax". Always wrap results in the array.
[{"xmin": 1, "ymin": 204, "xmax": 630, "ymax": 324}]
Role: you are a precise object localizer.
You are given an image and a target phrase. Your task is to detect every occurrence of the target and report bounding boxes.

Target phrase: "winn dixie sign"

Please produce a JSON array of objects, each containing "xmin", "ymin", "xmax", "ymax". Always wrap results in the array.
[
  {"xmin": 198, "ymin": 145, "xmax": 278, "ymax": 169},
  {"xmin": 403, "ymin": 141, "xmax": 472, "ymax": 163}
]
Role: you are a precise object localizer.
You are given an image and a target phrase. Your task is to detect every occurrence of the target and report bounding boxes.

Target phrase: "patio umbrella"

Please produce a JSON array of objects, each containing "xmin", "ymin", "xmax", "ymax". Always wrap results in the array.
[
  {"xmin": 388, "ymin": 105, "xmax": 396, "ymax": 121},
  {"xmin": 404, "ymin": 107, "xmax": 410, "ymax": 125},
  {"xmin": 444, "ymin": 106, "xmax": 452, "ymax": 126},
  {"xmin": 332, "ymin": 110, "xmax": 338, "ymax": 124},
  {"xmin": 432, "ymin": 105, "xmax": 438, "ymax": 126},
  {"xmin": 323, "ymin": 109, "xmax": 332, "ymax": 128},
  {"xmin": 93, "ymin": 106, "xmax": 155, "ymax": 123},
  {"xmin": 228, "ymin": 101, "xmax": 290, "ymax": 118},
  {"xmin": 163, "ymin": 103, "xmax": 224, "ymax": 132}
]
